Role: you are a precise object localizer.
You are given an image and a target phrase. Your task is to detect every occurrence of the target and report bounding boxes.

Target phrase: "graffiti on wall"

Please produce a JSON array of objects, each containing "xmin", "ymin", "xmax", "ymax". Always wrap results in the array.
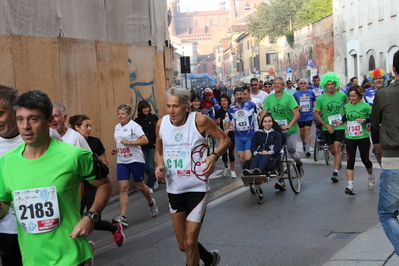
[{"xmin": 128, "ymin": 66, "xmax": 158, "ymax": 119}]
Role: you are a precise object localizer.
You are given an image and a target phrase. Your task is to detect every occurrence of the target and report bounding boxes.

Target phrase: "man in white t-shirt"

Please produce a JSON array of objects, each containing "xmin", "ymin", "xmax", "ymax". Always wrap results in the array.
[
  {"xmin": 0, "ymin": 85, "xmax": 23, "ymax": 266},
  {"xmin": 51, "ymin": 102, "xmax": 91, "ymax": 151},
  {"xmin": 250, "ymin": 78, "xmax": 267, "ymax": 107}
]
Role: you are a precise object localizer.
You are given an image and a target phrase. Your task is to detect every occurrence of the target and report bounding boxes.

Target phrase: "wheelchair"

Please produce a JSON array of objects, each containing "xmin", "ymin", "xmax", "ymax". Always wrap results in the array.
[
  {"xmin": 241, "ymin": 137, "xmax": 301, "ymax": 204},
  {"xmin": 313, "ymin": 122, "xmax": 347, "ymax": 165}
]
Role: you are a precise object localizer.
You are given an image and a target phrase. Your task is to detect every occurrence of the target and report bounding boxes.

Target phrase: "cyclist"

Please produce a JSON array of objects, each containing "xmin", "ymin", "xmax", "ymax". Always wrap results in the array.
[{"xmin": 200, "ymin": 88, "xmax": 220, "ymax": 120}]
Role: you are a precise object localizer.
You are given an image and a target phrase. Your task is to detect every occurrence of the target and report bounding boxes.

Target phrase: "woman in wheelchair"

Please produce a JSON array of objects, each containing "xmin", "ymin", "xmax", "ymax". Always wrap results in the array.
[{"xmin": 243, "ymin": 114, "xmax": 283, "ymax": 176}]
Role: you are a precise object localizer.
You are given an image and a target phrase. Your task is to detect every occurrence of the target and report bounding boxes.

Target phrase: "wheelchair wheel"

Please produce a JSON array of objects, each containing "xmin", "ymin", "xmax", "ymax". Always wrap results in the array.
[
  {"xmin": 287, "ymin": 161, "xmax": 300, "ymax": 194},
  {"xmin": 250, "ymin": 185, "xmax": 255, "ymax": 195},
  {"xmin": 255, "ymin": 187, "xmax": 263, "ymax": 204},
  {"xmin": 313, "ymin": 139, "xmax": 319, "ymax": 161},
  {"xmin": 207, "ymin": 135, "xmax": 215, "ymax": 156},
  {"xmin": 324, "ymin": 147, "xmax": 330, "ymax": 165}
]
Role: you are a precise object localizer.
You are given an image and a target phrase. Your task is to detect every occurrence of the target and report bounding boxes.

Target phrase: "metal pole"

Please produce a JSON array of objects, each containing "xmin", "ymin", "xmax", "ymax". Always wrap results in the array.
[{"xmin": 185, "ymin": 72, "xmax": 187, "ymax": 88}]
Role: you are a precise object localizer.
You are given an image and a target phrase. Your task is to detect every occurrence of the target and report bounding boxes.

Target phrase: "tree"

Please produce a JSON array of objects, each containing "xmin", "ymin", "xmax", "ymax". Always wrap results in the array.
[{"xmin": 297, "ymin": 0, "xmax": 332, "ymax": 26}]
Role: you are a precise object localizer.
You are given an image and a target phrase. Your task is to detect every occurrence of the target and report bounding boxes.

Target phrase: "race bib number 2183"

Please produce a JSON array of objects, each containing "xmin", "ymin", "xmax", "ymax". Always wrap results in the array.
[{"xmin": 14, "ymin": 186, "xmax": 60, "ymax": 234}]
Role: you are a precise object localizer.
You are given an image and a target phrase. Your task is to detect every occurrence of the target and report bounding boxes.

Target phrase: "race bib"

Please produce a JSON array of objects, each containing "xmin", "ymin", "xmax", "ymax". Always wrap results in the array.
[
  {"xmin": 299, "ymin": 99, "xmax": 311, "ymax": 112},
  {"xmin": 347, "ymin": 121, "xmax": 363, "ymax": 137},
  {"xmin": 275, "ymin": 119, "xmax": 288, "ymax": 127},
  {"xmin": 236, "ymin": 116, "xmax": 250, "ymax": 131},
  {"xmin": 116, "ymin": 143, "xmax": 133, "ymax": 161},
  {"xmin": 165, "ymin": 148, "xmax": 191, "ymax": 179},
  {"xmin": 14, "ymin": 186, "xmax": 60, "ymax": 234},
  {"xmin": 328, "ymin": 114, "xmax": 342, "ymax": 127}
]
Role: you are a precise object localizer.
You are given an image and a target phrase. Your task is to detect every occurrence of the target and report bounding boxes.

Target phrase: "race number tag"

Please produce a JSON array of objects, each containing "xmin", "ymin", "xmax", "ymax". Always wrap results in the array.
[
  {"xmin": 13, "ymin": 186, "xmax": 60, "ymax": 234},
  {"xmin": 236, "ymin": 116, "xmax": 250, "ymax": 131},
  {"xmin": 165, "ymin": 149, "xmax": 191, "ymax": 179},
  {"xmin": 328, "ymin": 114, "xmax": 342, "ymax": 127},
  {"xmin": 275, "ymin": 119, "xmax": 288, "ymax": 127},
  {"xmin": 299, "ymin": 99, "xmax": 311, "ymax": 112},
  {"xmin": 116, "ymin": 143, "xmax": 133, "ymax": 161},
  {"xmin": 347, "ymin": 121, "xmax": 363, "ymax": 137}
]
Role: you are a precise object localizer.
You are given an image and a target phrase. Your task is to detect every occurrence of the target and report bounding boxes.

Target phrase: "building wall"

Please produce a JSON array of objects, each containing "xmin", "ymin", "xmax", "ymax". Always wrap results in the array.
[
  {"xmin": 334, "ymin": 0, "xmax": 399, "ymax": 84},
  {"xmin": 0, "ymin": 34, "xmax": 172, "ymax": 195}
]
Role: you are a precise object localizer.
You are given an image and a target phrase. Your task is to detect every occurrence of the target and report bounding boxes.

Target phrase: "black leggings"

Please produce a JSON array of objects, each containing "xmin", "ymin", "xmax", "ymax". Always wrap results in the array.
[
  {"xmin": 345, "ymin": 137, "xmax": 372, "ymax": 170},
  {"xmin": 222, "ymin": 131, "xmax": 235, "ymax": 163}
]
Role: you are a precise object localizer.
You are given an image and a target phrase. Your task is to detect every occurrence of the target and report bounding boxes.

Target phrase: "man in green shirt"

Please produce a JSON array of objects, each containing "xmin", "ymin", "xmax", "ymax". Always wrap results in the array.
[
  {"xmin": 260, "ymin": 77, "xmax": 303, "ymax": 190},
  {"xmin": 0, "ymin": 90, "xmax": 112, "ymax": 266},
  {"xmin": 314, "ymin": 72, "xmax": 348, "ymax": 182}
]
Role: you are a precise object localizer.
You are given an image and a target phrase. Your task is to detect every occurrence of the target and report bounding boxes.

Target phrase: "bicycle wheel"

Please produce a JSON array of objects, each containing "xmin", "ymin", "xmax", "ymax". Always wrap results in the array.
[
  {"xmin": 255, "ymin": 186, "xmax": 263, "ymax": 204},
  {"xmin": 324, "ymin": 147, "xmax": 330, "ymax": 165},
  {"xmin": 287, "ymin": 161, "xmax": 300, "ymax": 194},
  {"xmin": 313, "ymin": 139, "xmax": 319, "ymax": 161}
]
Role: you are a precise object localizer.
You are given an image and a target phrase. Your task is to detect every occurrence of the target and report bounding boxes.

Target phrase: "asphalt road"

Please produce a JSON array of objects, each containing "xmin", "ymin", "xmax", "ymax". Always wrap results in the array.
[{"xmin": 90, "ymin": 145, "xmax": 381, "ymax": 266}]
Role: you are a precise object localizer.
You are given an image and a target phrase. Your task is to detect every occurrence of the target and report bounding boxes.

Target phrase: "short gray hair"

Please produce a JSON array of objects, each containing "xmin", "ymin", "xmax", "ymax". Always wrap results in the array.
[
  {"xmin": 53, "ymin": 102, "xmax": 67, "ymax": 116},
  {"xmin": 299, "ymin": 78, "xmax": 308, "ymax": 84},
  {"xmin": 117, "ymin": 103, "xmax": 132, "ymax": 114},
  {"xmin": 166, "ymin": 86, "xmax": 191, "ymax": 109}
]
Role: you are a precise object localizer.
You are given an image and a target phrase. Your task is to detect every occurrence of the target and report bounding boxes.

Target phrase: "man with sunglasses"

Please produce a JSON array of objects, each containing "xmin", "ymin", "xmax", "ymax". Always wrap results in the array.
[
  {"xmin": 262, "ymin": 81, "xmax": 274, "ymax": 95},
  {"xmin": 249, "ymin": 78, "xmax": 267, "ymax": 108},
  {"xmin": 284, "ymin": 80, "xmax": 297, "ymax": 95}
]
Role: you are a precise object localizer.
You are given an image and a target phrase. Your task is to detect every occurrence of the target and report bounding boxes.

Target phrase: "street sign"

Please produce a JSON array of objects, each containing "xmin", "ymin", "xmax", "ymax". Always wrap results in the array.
[
  {"xmin": 269, "ymin": 68, "xmax": 275, "ymax": 76},
  {"xmin": 286, "ymin": 67, "xmax": 293, "ymax": 73},
  {"xmin": 306, "ymin": 59, "xmax": 314, "ymax": 66},
  {"xmin": 310, "ymin": 61, "xmax": 317, "ymax": 69},
  {"xmin": 255, "ymin": 70, "xmax": 260, "ymax": 75}
]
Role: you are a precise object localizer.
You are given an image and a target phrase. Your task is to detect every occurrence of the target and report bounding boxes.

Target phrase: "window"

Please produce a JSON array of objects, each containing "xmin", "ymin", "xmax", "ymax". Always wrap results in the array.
[
  {"xmin": 369, "ymin": 55, "xmax": 375, "ymax": 71},
  {"xmin": 266, "ymin": 53, "xmax": 276, "ymax": 65},
  {"xmin": 203, "ymin": 64, "xmax": 208, "ymax": 72}
]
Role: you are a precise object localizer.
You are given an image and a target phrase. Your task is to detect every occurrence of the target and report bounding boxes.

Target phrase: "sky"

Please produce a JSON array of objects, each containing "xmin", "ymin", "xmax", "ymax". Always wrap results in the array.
[{"xmin": 178, "ymin": 0, "xmax": 220, "ymax": 12}]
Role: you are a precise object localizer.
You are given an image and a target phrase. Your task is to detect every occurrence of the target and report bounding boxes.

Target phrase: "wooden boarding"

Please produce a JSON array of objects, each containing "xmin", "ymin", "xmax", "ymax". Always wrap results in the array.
[{"xmin": 0, "ymin": 35, "xmax": 15, "ymax": 88}]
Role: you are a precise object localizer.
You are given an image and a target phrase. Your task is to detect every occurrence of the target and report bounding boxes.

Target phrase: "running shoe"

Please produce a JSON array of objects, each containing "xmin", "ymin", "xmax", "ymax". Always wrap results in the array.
[
  {"xmin": 222, "ymin": 167, "xmax": 228, "ymax": 177},
  {"xmin": 252, "ymin": 168, "xmax": 263, "ymax": 175},
  {"xmin": 368, "ymin": 175, "xmax": 375, "ymax": 190},
  {"xmin": 302, "ymin": 143, "xmax": 306, "ymax": 152},
  {"xmin": 89, "ymin": 240, "xmax": 96, "ymax": 251},
  {"xmin": 275, "ymin": 180, "xmax": 286, "ymax": 190},
  {"xmin": 345, "ymin": 184, "xmax": 356, "ymax": 195},
  {"xmin": 112, "ymin": 222, "xmax": 125, "ymax": 247},
  {"xmin": 112, "ymin": 215, "xmax": 128, "ymax": 227},
  {"xmin": 306, "ymin": 152, "xmax": 311, "ymax": 157},
  {"xmin": 243, "ymin": 169, "xmax": 253, "ymax": 176},
  {"xmin": 331, "ymin": 172, "xmax": 339, "ymax": 183},
  {"xmin": 296, "ymin": 162, "xmax": 304, "ymax": 178},
  {"xmin": 210, "ymin": 250, "xmax": 221, "ymax": 266},
  {"xmin": 231, "ymin": 170, "xmax": 237, "ymax": 179},
  {"xmin": 153, "ymin": 181, "xmax": 159, "ymax": 190},
  {"xmin": 149, "ymin": 188, "xmax": 154, "ymax": 194},
  {"xmin": 149, "ymin": 198, "xmax": 158, "ymax": 217}
]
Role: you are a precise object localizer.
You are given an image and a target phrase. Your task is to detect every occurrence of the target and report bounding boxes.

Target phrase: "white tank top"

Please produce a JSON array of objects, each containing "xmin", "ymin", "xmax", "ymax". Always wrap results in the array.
[{"xmin": 160, "ymin": 112, "xmax": 210, "ymax": 194}]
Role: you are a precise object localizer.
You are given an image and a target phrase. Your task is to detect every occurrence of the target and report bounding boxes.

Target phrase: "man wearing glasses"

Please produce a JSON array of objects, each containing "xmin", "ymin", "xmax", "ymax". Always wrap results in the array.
[
  {"xmin": 249, "ymin": 78, "xmax": 267, "ymax": 108},
  {"xmin": 284, "ymin": 80, "xmax": 297, "ymax": 95},
  {"xmin": 262, "ymin": 81, "xmax": 274, "ymax": 95}
]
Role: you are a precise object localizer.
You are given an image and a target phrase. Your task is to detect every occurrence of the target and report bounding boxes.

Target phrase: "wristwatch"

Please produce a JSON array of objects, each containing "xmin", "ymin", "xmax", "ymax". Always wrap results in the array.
[{"xmin": 84, "ymin": 212, "xmax": 99, "ymax": 224}]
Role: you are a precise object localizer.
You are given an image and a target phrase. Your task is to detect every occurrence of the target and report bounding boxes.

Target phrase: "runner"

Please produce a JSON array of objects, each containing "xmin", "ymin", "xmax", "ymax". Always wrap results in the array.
[
  {"xmin": 224, "ymin": 88, "xmax": 258, "ymax": 167},
  {"xmin": 293, "ymin": 78, "xmax": 316, "ymax": 157},
  {"xmin": 215, "ymin": 94, "xmax": 237, "ymax": 178},
  {"xmin": 260, "ymin": 77, "xmax": 304, "ymax": 189},
  {"xmin": 249, "ymin": 78, "xmax": 267, "ymax": 107},
  {"xmin": 338, "ymin": 85, "xmax": 373, "ymax": 195},
  {"xmin": 314, "ymin": 72, "xmax": 348, "ymax": 182},
  {"xmin": 155, "ymin": 86, "xmax": 230, "ymax": 266},
  {"xmin": 308, "ymin": 75, "xmax": 324, "ymax": 100}
]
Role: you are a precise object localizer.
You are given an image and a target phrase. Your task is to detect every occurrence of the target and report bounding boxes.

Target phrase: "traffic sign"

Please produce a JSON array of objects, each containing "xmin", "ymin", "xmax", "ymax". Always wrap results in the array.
[
  {"xmin": 310, "ymin": 61, "xmax": 317, "ymax": 69},
  {"xmin": 286, "ymin": 67, "xmax": 293, "ymax": 73},
  {"xmin": 306, "ymin": 59, "xmax": 314, "ymax": 66}
]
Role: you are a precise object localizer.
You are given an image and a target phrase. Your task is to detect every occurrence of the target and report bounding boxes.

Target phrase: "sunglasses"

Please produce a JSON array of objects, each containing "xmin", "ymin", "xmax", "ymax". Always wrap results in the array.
[
  {"xmin": 250, "ymin": 84, "xmax": 258, "ymax": 86},
  {"xmin": 264, "ymin": 85, "xmax": 272, "ymax": 87},
  {"xmin": 299, "ymin": 83, "xmax": 307, "ymax": 84}
]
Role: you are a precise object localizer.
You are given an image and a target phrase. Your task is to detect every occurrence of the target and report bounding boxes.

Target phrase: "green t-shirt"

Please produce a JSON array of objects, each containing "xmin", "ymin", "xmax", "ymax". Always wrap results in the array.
[
  {"xmin": 314, "ymin": 91, "xmax": 348, "ymax": 131},
  {"xmin": 0, "ymin": 138, "xmax": 94, "ymax": 266},
  {"xmin": 263, "ymin": 92, "xmax": 299, "ymax": 135},
  {"xmin": 344, "ymin": 101, "xmax": 371, "ymax": 139}
]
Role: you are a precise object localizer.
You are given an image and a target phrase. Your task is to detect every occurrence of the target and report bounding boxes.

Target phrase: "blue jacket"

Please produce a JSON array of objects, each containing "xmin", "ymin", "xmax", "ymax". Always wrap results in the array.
[{"xmin": 250, "ymin": 129, "xmax": 282, "ymax": 156}]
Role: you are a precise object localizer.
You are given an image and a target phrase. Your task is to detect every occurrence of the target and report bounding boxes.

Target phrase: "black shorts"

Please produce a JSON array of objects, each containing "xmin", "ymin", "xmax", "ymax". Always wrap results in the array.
[
  {"xmin": 371, "ymin": 126, "xmax": 380, "ymax": 144},
  {"xmin": 297, "ymin": 121, "xmax": 313, "ymax": 128},
  {"xmin": 168, "ymin": 192, "xmax": 208, "ymax": 223},
  {"xmin": 323, "ymin": 129, "xmax": 345, "ymax": 146}
]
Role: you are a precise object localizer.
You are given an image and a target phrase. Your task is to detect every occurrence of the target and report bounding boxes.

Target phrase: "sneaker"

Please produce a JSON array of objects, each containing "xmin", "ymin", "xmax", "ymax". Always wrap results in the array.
[
  {"xmin": 306, "ymin": 152, "xmax": 311, "ymax": 157},
  {"xmin": 296, "ymin": 162, "xmax": 304, "ymax": 178},
  {"xmin": 222, "ymin": 167, "xmax": 228, "ymax": 177},
  {"xmin": 331, "ymin": 172, "xmax": 339, "ymax": 183},
  {"xmin": 149, "ymin": 188, "xmax": 154, "ymax": 194},
  {"xmin": 368, "ymin": 175, "xmax": 375, "ymax": 190},
  {"xmin": 210, "ymin": 250, "xmax": 221, "ymax": 266},
  {"xmin": 345, "ymin": 184, "xmax": 356, "ymax": 195},
  {"xmin": 302, "ymin": 143, "xmax": 306, "ymax": 152},
  {"xmin": 243, "ymin": 169, "xmax": 253, "ymax": 176},
  {"xmin": 112, "ymin": 215, "xmax": 128, "ymax": 227},
  {"xmin": 275, "ymin": 180, "xmax": 286, "ymax": 190},
  {"xmin": 112, "ymin": 222, "xmax": 125, "ymax": 247},
  {"xmin": 88, "ymin": 240, "xmax": 96, "ymax": 252},
  {"xmin": 153, "ymin": 181, "xmax": 159, "ymax": 190},
  {"xmin": 253, "ymin": 168, "xmax": 263, "ymax": 175},
  {"xmin": 149, "ymin": 198, "xmax": 158, "ymax": 217},
  {"xmin": 231, "ymin": 170, "xmax": 237, "ymax": 179}
]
